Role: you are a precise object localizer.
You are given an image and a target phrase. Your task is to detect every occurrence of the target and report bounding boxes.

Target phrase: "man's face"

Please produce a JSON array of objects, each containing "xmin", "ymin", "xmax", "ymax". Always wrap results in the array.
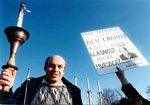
[
  {"xmin": 45, "ymin": 55, "xmax": 66, "ymax": 85},
  {"xmin": 119, "ymin": 47, "xmax": 129, "ymax": 55}
]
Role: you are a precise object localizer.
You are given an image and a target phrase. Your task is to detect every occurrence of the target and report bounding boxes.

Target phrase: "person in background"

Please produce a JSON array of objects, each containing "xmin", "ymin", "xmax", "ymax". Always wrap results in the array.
[
  {"xmin": 115, "ymin": 67, "xmax": 150, "ymax": 105},
  {"xmin": 0, "ymin": 55, "xmax": 83, "ymax": 105}
]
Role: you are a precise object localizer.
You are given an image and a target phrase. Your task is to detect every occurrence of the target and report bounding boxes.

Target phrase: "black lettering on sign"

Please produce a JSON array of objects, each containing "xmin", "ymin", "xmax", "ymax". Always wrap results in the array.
[
  {"xmin": 90, "ymin": 48, "xmax": 115, "ymax": 57},
  {"xmin": 96, "ymin": 58, "xmax": 121, "ymax": 68}
]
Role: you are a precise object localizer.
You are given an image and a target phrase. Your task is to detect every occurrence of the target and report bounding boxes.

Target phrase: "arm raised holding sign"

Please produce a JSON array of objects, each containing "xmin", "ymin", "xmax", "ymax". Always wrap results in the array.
[{"xmin": 115, "ymin": 67, "xmax": 150, "ymax": 105}]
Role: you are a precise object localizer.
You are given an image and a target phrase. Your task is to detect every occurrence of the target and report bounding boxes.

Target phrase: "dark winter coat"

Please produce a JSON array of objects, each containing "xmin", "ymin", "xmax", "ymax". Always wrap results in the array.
[{"xmin": 0, "ymin": 76, "xmax": 83, "ymax": 105}]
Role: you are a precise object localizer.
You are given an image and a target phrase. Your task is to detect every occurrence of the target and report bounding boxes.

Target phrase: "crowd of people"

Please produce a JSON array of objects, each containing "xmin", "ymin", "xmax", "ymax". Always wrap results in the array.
[{"xmin": 0, "ymin": 55, "xmax": 150, "ymax": 105}]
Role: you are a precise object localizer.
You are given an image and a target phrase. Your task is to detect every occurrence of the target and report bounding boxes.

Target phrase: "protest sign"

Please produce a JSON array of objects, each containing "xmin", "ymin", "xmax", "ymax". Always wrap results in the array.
[{"xmin": 81, "ymin": 27, "xmax": 149, "ymax": 74}]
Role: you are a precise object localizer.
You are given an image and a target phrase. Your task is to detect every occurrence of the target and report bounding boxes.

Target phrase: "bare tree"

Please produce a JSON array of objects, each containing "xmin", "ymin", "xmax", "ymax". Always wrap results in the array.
[
  {"xmin": 146, "ymin": 86, "xmax": 150, "ymax": 100},
  {"xmin": 114, "ymin": 89, "xmax": 124, "ymax": 98},
  {"xmin": 101, "ymin": 88, "xmax": 123, "ymax": 105}
]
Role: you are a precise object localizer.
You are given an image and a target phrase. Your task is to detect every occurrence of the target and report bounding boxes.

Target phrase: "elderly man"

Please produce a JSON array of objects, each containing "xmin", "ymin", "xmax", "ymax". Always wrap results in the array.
[{"xmin": 0, "ymin": 55, "xmax": 83, "ymax": 105}]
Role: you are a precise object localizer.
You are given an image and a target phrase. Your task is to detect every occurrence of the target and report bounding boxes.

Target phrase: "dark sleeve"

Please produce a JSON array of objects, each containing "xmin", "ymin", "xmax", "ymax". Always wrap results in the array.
[
  {"xmin": 71, "ymin": 87, "xmax": 83, "ymax": 105},
  {"xmin": 122, "ymin": 83, "xmax": 150, "ymax": 104},
  {"xmin": 0, "ymin": 89, "xmax": 16, "ymax": 104},
  {"xmin": 76, "ymin": 89, "xmax": 83, "ymax": 105},
  {"xmin": 0, "ymin": 80, "xmax": 28, "ymax": 104},
  {"xmin": 14, "ymin": 80, "xmax": 28, "ymax": 104}
]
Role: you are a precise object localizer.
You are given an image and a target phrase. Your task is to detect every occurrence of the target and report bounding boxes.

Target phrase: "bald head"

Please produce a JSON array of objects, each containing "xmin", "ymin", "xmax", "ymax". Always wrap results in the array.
[
  {"xmin": 44, "ymin": 55, "xmax": 66, "ymax": 85},
  {"xmin": 44, "ymin": 55, "xmax": 66, "ymax": 70}
]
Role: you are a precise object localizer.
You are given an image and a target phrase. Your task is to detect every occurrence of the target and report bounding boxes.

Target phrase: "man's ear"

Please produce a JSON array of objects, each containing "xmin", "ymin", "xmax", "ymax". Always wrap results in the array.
[
  {"xmin": 44, "ymin": 57, "xmax": 49, "ymax": 71},
  {"xmin": 44, "ymin": 62, "xmax": 47, "ymax": 71}
]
